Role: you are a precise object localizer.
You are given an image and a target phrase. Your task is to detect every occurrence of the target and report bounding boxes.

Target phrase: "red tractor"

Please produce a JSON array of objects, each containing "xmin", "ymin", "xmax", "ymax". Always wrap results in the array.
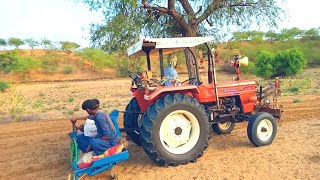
[{"xmin": 123, "ymin": 37, "xmax": 282, "ymax": 166}]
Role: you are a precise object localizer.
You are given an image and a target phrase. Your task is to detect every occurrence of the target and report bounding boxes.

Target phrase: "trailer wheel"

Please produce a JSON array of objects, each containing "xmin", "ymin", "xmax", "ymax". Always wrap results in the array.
[
  {"xmin": 212, "ymin": 122, "xmax": 235, "ymax": 135},
  {"xmin": 124, "ymin": 98, "xmax": 142, "ymax": 145},
  {"xmin": 247, "ymin": 112, "xmax": 277, "ymax": 147},
  {"xmin": 140, "ymin": 93, "xmax": 210, "ymax": 166}
]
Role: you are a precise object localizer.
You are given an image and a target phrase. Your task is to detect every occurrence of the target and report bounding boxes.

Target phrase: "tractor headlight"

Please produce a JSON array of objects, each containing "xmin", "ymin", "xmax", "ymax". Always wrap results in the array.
[{"xmin": 264, "ymin": 99, "xmax": 270, "ymax": 106}]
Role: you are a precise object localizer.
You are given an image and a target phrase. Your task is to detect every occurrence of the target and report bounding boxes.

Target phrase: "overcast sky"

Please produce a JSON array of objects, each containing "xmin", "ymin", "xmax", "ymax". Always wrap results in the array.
[{"xmin": 0, "ymin": 0, "xmax": 319, "ymax": 48}]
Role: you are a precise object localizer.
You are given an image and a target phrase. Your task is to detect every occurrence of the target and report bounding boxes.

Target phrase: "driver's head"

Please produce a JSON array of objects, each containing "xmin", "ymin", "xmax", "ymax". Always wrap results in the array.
[{"xmin": 82, "ymin": 99, "xmax": 99, "ymax": 115}]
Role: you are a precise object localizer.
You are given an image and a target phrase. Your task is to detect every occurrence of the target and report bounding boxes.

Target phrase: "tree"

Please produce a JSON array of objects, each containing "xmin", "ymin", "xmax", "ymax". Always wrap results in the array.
[
  {"xmin": 8, "ymin": 37, "xmax": 25, "ymax": 49},
  {"xmin": 0, "ymin": 38, "xmax": 7, "ymax": 50},
  {"xmin": 80, "ymin": 0, "xmax": 284, "ymax": 78},
  {"xmin": 41, "ymin": 38, "xmax": 52, "ymax": 49},
  {"xmin": 232, "ymin": 31, "xmax": 249, "ymax": 41},
  {"xmin": 24, "ymin": 38, "xmax": 39, "ymax": 49},
  {"xmin": 265, "ymin": 30, "xmax": 278, "ymax": 41},
  {"xmin": 60, "ymin": 41, "xmax": 80, "ymax": 51},
  {"xmin": 303, "ymin": 28, "xmax": 319, "ymax": 37}
]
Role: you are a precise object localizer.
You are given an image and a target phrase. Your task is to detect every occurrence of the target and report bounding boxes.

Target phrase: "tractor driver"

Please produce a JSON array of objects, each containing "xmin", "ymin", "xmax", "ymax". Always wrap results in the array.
[
  {"xmin": 163, "ymin": 56, "xmax": 179, "ymax": 86},
  {"xmin": 70, "ymin": 99, "xmax": 117, "ymax": 155}
]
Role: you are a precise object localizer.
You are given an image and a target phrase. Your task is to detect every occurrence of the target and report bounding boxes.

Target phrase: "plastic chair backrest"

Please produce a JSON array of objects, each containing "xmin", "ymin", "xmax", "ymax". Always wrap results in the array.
[{"xmin": 109, "ymin": 110, "xmax": 121, "ymax": 137}]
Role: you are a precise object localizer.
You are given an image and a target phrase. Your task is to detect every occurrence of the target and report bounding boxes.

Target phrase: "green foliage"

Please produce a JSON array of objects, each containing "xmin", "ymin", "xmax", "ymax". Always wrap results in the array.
[
  {"xmin": 62, "ymin": 64, "xmax": 73, "ymax": 74},
  {"xmin": 8, "ymin": 37, "xmax": 25, "ymax": 49},
  {"xmin": 24, "ymin": 38, "xmax": 39, "ymax": 49},
  {"xmin": 9, "ymin": 91, "xmax": 29, "ymax": 121},
  {"xmin": 40, "ymin": 53, "xmax": 59, "ymax": 73},
  {"xmin": 241, "ymin": 62, "xmax": 255, "ymax": 74},
  {"xmin": 281, "ymin": 79, "xmax": 311, "ymax": 95},
  {"xmin": 292, "ymin": 99, "xmax": 301, "ymax": 103},
  {"xmin": 0, "ymin": 38, "xmax": 7, "ymax": 49},
  {"xmin": 80, "ymin": 0, "xmax": 283, "ymax": 52},
  {"xmin": 116, "ymin": 56, "xmax": 144, "ymax": 77},
  {"xmin": 60, "ymin": 41, "xmax": 80, "ymax": 51},
  {"xmin": 274, "ymin": 49, "xmax": 306, "ymax": 77},
  {"xmin": 304, "ymin": 28, "xmax": 319, "ymax": 37},
  {"xmin": 14, "ymin": 56, "xmax": 41, "ymax": 73},
  {"xmin": 0, "ymin": 50, "xmax": 41, "ymax": 73},
  {"xmin": 255, "ymin": 50, "xmax": 275, "ymax": 78},
  {"xmin": 255, "ymin": 49, "xmax": 306, "ymax": 78},
  {"xmin": 79, "ymin": 48, "xmax": 116, "ymax": 69},
  {"xmin": 0, "ymin": 81, "xmax": 10, "ymax": 92},
  {"xmin": 0, "ymin": 51, "xmax": 18, "ymax": 73},
  {"xmin": 41, "ymin": 38, "xmax": 52, "ymax": 49}
]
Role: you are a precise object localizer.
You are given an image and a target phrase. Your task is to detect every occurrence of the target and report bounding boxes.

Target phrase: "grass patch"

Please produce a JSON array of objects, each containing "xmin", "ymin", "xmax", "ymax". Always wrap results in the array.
[
  {"xmin": 293, "ymin": 99, "xmax": 301, "ymax": 103},
  {"xmin": 0, "ymin": 81, "xmax": 10, "ymax": 92}
]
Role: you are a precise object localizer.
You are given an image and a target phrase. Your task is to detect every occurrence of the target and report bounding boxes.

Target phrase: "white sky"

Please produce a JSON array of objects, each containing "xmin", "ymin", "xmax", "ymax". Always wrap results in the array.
[{"xmin": 0, "ymin": 0, "xmax": 319, "ymax": 48}]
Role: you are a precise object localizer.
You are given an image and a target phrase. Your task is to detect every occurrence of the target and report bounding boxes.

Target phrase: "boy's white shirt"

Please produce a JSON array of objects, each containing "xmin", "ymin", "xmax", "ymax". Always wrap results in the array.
[{"xmin": 84, "ymin": 119, "xmax": 97, "ymax": 137}]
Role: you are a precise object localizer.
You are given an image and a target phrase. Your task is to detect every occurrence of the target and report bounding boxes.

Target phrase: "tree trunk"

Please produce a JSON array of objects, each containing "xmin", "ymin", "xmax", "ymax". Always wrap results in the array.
[{"xmin": 183, "ymin": 26, "xmax": 198, "ymax": 82}]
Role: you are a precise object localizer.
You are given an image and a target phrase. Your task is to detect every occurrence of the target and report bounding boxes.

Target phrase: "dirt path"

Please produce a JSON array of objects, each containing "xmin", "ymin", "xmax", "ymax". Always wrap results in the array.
[{"xmin": 0, "ymin": 95, "xmax": 319, "ymax": 180}]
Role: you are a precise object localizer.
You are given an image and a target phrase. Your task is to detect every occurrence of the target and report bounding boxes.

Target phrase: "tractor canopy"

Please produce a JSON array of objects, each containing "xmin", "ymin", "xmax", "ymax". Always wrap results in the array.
[{"xmin": 127, "ymin": 37, "xmax": 215, "ymax": 57}]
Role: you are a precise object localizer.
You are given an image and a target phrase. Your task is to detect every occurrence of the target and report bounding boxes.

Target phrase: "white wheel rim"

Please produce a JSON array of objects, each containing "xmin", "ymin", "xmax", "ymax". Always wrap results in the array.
[
  {"xmin": 159, "ymin": 110, "xmax": 200, "ymax": 154},
  {"xmin": 256, "ymin": 119, "xmax": 273, "ymax": 141},
  {"xmin": 218, "ymin": 122, "xmax": 232, "ymax": 130}
]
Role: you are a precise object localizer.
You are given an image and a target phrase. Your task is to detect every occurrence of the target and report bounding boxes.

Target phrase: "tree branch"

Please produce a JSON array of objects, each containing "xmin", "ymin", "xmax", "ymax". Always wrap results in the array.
[
  {"xmin": 228, "ymin": 2, "xmax": 258, "ymax": 7},
  {"xmin": 196, "ymin": 0, "xmax": 223, "ymax": 25},
  {"xmin": 178, "ymin": 0, "xmax": 195, "ymax": 17},
  {"xmin": 142, "ymin": 0, "xmax": 169, "ymax": 14},
  {"xmin": 141, "ymin": 0, "xmax": 190, "ymax": 33}
]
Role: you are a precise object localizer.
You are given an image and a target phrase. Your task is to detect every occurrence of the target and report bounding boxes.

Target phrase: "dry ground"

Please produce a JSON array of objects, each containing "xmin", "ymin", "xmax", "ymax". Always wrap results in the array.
[{"xmin": 0, "ymin": 75, "xmax": 319, "ymax": 180}]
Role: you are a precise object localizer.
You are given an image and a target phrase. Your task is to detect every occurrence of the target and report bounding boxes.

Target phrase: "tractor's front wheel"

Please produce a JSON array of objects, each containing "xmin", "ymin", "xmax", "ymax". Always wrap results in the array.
[
  {"xmin": 124, "ymin": 98, "xmax": 142, "ymax": 145},
  {"xmin": 247, "ymin": 112, "xmax": 277, "ymax": 147},
  {"xmin": 140, "ymin": 93, "xmax": 210, "ymax": 166},
  {"xmin": 212, "ymin": 122, "xmax": 235, "ymax": 135}
]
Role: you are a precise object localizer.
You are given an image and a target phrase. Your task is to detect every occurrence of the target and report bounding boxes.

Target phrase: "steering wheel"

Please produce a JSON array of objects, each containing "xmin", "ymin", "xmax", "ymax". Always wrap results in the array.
[{"xmin": 180, "ymin": 78, "xmax": 196, "ymax": 84}]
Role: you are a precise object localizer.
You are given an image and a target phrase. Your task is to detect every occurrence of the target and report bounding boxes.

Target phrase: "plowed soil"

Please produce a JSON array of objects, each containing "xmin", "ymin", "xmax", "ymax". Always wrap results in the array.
[{"xmin": 0, "ymin": 81, "xmax": 319, "ymax": 180}]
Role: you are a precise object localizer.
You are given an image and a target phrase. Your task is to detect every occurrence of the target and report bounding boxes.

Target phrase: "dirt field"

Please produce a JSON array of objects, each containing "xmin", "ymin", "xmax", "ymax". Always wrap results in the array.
[{"xmin": 0, "ymin": 77, "xmax": 319, "ymax": 180}]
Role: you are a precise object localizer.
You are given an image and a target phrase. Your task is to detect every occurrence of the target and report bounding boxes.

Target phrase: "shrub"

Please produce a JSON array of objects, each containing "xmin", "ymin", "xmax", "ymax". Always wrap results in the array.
[
  {"xmin": 255, "ymin": 49, "xmax": 306, "ymax": 78},
  {"xmin": 255, "ymin": 50, "xmax": 275, "ymax": 78},
  {"xmin": 0, "ymin": 81, "xmax": 10, "ymax": 92},
  {"xmin": 274, "ymin": 48, "xmax": 306, "ymax": 77},
  {"xmin": 116, "ymin": 56, "xmax": 144, "ymax": 77},
  {"xmin": 0, "ymin": 51, "xmax": 19, "ymax": 73},
  {"xmin": 0, "ymin": 51, "xmax": 41, "ymax": 73},
  {"xmin": 62, "ymin": 64, "xmax": 73, "ymax": 74},
  {"xmin": 241, "ymin": 62, "xmax": 255, "ymax": 74},
  {"xmin": 78, "ymin": 48, "xmax": 116, "ymax": 69},
  {"xmin": 40, "ymin": 53, "xmax": 59, "ymax": 73}
]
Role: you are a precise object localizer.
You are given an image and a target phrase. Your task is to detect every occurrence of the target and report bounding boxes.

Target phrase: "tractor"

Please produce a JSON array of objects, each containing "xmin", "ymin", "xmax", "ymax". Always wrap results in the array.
[{"xmin": 123, "ymin": 37, "xmax": 282, "ymax": 166}]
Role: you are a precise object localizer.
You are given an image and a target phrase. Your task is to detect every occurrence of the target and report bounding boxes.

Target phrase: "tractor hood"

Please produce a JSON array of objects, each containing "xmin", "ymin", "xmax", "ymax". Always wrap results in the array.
[{"xmin": 127, "ymin": 37, "xmax": 215, "ymax": 57}]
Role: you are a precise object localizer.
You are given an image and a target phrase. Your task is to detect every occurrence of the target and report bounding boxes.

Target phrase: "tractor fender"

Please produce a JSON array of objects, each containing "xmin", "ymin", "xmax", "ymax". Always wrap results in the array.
[{"xmin": 145, "ymin": 84, "xmax": 199, "ymax": 102}]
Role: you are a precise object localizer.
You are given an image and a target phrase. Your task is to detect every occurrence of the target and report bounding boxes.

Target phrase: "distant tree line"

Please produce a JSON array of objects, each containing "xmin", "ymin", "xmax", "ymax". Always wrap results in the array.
[
  {"xmin": 0, "ymin": 37, "xmax": 80, "ymax": 51},
  {"xmin": 231, "ymin": 27, "xmax": 320, "ymax": 41}
]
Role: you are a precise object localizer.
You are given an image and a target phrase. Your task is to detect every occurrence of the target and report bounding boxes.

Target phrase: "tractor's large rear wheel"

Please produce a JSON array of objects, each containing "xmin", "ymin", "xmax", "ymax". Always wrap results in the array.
[
  {"xmin": 124, "ymin": 98, "xmax": 141, "ymax": 145},
  {"xmin": 140, "ymin": 93, "xmax": 210, "ymax": 166}
]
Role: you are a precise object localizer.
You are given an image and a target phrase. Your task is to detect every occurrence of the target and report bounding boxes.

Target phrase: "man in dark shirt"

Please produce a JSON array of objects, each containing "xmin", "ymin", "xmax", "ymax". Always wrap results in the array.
[{"xmin": 70, "ymin": 99, "xmax": 117, "ymax": 155}]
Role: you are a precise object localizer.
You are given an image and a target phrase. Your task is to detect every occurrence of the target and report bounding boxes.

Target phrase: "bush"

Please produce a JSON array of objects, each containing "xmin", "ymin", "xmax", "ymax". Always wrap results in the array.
[
  {"xmin": 255, "ymin": 49, "xmax": 306, "ymax": 78},
  {"xmin": 0, "ymin": 51, "xmax": 19, "ymax": 73},
  {"xmin": 255, "ymin": 50, "xmax": 275, "ymax": 78},
  {"xmin": 62, "ymin": 64, "xmax": 73, "ymax": 74},
  {"xmin": 274, "ymin": 48, "xmax": 306, "ymax": 77},
  {"xmin": 116, "ymin": 56, "xmax": 144, "ymax": 77},
  {"xmin": 40, "ymin": 54, "xmax": 59, "ymax": 74},
  {"xmin": 78, "ymin": 48, "xmax": 116, "ymax": 69},
  {"xmin": 0, "ymin": 51, "xmax": 41, "ymax": 73},
  {"xmin": 0, "ymin": 81, "xmax": 10, "ymax": 92},
  {"xmin": 241, "ymin": 62, "xmax": 255, "ymax": 74}
]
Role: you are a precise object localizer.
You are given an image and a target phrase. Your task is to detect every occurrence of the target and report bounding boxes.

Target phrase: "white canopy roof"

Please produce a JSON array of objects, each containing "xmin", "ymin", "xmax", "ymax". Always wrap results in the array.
[{"xmin": 127, "ymin": 37, "xmax": 215, "ymax": 57}]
